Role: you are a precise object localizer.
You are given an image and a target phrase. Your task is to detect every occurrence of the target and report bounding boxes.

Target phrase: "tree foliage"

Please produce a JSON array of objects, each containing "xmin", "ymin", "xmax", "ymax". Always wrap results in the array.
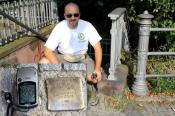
[
  {"xmin": 124, "ymin": 0, "xmax": 175, "ymax": 51},
  {"xmin": 55, "ymin": 0, "xmax": 175, "ymax": 51}
]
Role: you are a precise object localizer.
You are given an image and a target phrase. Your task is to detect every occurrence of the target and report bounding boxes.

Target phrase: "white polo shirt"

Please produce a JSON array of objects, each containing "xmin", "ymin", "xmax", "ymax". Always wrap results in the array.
[{"xmin": 44, "ymin": 19, "xmax": 102, "ymax": 55}]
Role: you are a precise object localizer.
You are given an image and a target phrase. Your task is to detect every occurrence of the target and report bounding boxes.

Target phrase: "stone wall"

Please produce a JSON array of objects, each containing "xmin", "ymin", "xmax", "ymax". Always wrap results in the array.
[
  {"xmin": 0, "ymin": 40, "xmax": 45, "ymax": 64},
  {"xmin": 0, "ymin": 24, "xmax": 55, "ymax": 64}
]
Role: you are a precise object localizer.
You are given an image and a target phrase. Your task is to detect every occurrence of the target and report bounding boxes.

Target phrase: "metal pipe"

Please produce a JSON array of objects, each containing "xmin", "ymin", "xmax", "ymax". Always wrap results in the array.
[
  {"xmin": 147, "ymin": 52, "xmax": 175, "ymax": 56},
  {"xmin": 146, "ymin": 74, "xmax": 175, "ymax": 78},
  {"xmin": 150, "ymin": 28, "xmax": 175, "ymax": 32}
]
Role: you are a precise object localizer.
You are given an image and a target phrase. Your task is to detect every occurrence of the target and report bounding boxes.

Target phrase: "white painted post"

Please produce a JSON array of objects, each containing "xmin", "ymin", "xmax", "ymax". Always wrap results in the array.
[{"xmin": 108, "ymin": 8, "xmax": 126, "ymax": 80}]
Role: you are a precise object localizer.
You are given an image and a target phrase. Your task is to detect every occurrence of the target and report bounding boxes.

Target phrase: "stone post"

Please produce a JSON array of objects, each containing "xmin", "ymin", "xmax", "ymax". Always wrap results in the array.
[
  {"xmin": 132, "ymin": 11, "xmax": 154, "ymax": 96},
  {"xmin": 108, "ymin": 8, "xmax": 126, "ymax": 80}
]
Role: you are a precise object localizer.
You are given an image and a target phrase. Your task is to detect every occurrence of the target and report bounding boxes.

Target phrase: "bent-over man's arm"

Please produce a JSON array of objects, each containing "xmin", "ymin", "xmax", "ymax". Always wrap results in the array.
[
  {"xmin": 92, "ymin": 41, "xmax": 102, "ymax": 83},
  {"xmin": 44, "ymin": 47, "xmax": 59, "ymax": 64},
  {"xmin": 94, "ymin": 42, "xmax": 102, "ymax": 73}
]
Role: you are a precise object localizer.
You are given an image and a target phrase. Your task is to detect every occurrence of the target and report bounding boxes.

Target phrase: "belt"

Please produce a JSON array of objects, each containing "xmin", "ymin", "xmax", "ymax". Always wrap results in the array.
[{"xmin": 63, "ymin": 54, "xmax": 86, "ymax": 62}]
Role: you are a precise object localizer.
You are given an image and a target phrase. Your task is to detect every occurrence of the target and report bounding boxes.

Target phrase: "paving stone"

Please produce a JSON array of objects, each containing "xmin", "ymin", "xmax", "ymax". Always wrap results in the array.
[
  {"xmin": 151, "ymin": 104, "xmax": 159, "ymax": 114},
  {"xmin": 87, "ymin": 108, "xmax": 121, "ymax": 116},
  {"xmin": 164, "ymin": 112, "xmax": 175, "ymax": 116},
  {"xmin": 158, "ymin": 111, "xmax": 167, "ymax": 116},
  {"xmin": 158, "ymin": 105, "xmax": 169, "ymax": 112},
  {"xmin": 144, "ymin": 104, "xmax": 152, "ymax": 112},
  {"xmin": 140, "ymin": 111, "xmax": 148, "ymax": 116},
  {"xmin": 164, "ymin": 104, "xmax": 172, "ymax": 111},
  {"xmin": 118, "ymin": 113, "xmax": 126, "ymax": 116},
  {"xmin": 144, "ymin": 104, "xmax": 155, "ymax": 116}
]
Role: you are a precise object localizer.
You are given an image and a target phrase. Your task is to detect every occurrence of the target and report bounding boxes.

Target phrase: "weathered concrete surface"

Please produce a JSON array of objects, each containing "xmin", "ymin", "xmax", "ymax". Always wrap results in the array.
[
  {"xmin": 0, "ymin": 64, "xmax": 87, "ymax": 116},
  {"xmin": 97, "ymin": 64, "xmax": 128, "ymax": 97},
  {"xmin": 7, "ymin": 64, "xmax": 174, "ymax": 116},
  {"xmin": 0, "ymin": 64, "xmax": 129, "ymax": 116},
  {"xmin": 0, "ymin": 67, "xmax": 17, "ymax": 116},
  {"xmin": 87, "ymin": 92, "xmax": 126, "ymax": 116}
]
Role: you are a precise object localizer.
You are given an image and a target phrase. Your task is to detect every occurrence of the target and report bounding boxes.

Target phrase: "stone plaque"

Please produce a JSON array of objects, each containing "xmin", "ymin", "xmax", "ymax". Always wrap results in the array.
[{"xmin": 46, "ymin": 77, "xmax": 85, "ymax": 111}]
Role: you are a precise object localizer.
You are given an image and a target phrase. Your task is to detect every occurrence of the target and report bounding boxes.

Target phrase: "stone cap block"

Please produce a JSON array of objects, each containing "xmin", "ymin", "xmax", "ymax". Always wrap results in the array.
[
  {"xmin": 63, "ymin": 63, "xmax": 86, "ymax": 71},
  {"xmin": 39, "ymin": 63, "xmax": 86, "ymax": 72},
  {"xmin": 39, "ymin": 64, "xmax": 62, "ymax": 71}
]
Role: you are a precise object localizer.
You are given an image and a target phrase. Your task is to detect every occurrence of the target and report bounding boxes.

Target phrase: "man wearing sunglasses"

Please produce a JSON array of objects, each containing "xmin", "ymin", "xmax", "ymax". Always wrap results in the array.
[{"xmin": 40, "ymin": 2, "xmax": 102, "ymax": 84}]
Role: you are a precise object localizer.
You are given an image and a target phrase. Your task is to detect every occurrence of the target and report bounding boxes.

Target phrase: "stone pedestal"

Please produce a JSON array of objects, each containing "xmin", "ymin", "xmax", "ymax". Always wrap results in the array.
[
  {"xmin": 98, "ymin": 64, "xmax": 128, "ymax": 97},
  {"xmin": 0, "ymin": 64, "xmax": 87, "ymax": 116}
]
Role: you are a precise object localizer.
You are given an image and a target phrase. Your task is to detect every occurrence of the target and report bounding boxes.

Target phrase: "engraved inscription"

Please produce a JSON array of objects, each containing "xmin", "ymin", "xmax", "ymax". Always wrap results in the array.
[{"xmin": 46, "ymin": 77, "xmax": 85, "ymax": 111}]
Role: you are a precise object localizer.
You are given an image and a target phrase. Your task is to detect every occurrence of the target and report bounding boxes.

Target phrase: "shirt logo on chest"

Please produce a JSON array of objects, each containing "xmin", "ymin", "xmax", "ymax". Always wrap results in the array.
[{"xmin": 78, "ymin": 33, "xmax": 86, "ymax": 41}]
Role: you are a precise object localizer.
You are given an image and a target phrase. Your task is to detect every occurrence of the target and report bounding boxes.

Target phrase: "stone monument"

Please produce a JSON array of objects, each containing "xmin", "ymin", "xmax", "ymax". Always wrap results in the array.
[{"xmin": 0, "ymin": 64, "xmax": 87, "ymax": 116}]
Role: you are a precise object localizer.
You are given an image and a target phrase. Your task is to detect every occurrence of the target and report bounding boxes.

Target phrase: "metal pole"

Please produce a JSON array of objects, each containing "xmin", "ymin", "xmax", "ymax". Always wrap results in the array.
[{"xmin": 132, "ymin": 11, "xmax": 154, "ymax": 96}]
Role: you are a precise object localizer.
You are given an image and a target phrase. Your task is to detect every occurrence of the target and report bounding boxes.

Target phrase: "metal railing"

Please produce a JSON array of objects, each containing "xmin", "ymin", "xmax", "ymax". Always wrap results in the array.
[
  {"xmin": 88, "ymin": 38, "xmax": 111, "ymax": 68},
  {"xmin": 132, "ymin": 11, "xmax": 175, "ymax": 96},
  {"xmin": 107, "ymin": 8, "xmax": 130, "ymax": 80},
  {"xmin": 0, "ymin": 0, "xmax": 58, "ymax": 46}
]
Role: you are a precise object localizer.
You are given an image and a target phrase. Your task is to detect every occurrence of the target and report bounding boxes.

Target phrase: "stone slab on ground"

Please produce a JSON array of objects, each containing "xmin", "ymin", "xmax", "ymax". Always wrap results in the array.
[{"xmin": 97, "ymin": 64, "xmax": 128, "ymax": 97}]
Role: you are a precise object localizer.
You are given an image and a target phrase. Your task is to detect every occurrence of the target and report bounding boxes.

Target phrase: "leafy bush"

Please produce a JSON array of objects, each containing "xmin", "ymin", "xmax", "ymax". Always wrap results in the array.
[
  {"xmin": 125, "ymin": 0, "xmax": 175, "ymax": 51},
  {"xmin": 125, "ymin": 0, "xmax": 175, "ymax": 93}
]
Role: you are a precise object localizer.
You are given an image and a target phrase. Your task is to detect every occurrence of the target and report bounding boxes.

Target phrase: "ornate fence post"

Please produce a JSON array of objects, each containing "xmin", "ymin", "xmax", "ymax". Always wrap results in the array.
[{"xmin": 132, "ymin": 11, "xmax": 154, "ymax": 96}]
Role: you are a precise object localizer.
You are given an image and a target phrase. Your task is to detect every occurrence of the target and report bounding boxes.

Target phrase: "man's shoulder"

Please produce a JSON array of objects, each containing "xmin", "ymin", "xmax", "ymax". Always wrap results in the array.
[
  {"xmin": 56, "ymin": 20, "xmax": 66, "ymax": 26},
  {"xmin": 53, "ymin": 20, "xmax": 67, "ymax": 30},
  {"xmin": 79, "ymin": 19, "xmax": 94, "ymax": 28},
  {"xmin": 79, "ymin": 19, "xmax": 91, "ymax": 25}
]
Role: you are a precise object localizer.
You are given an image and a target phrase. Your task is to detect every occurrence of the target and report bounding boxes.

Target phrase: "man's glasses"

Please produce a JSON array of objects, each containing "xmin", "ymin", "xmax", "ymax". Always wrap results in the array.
[{"xmin": 66, "ymin": 13, "xmax": 80, "ymax": 18}]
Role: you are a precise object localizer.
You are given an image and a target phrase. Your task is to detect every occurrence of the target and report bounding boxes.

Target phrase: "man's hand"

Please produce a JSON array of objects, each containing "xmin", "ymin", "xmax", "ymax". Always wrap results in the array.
[
  {"xmin": 87, "ymin": 70, "xmax": 102, "ymax": 84},
  {"xmin": 86, "ymin": 41, "xmax": 102, "ymax": 84},
  {"xmin": 44, "ymin": 47, "xmax": 59, "ymax": 64}
]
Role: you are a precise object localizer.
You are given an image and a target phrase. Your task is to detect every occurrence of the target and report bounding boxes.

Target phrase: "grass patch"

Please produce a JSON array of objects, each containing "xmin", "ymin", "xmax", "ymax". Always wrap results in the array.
[
  {"xmin": 121, "ymin": 50, "xmax": 175, "ymax": 94},
  {"xmin": 88, "ymin": 88, "xmax": 129, "ymax": 111},
  {"xmin": 147, "ymin": 57, "xmax": 175, "ymax": 93}
]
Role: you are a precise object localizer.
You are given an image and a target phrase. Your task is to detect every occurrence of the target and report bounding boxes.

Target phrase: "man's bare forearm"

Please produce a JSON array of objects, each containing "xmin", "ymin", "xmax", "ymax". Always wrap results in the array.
[
  {"xmin": 94, "ymin": 42, "xmax": 102, "ymax": 71},
  {"xmin": 44, "ymin": 47, "xmax": 59, "ymax": 64}
]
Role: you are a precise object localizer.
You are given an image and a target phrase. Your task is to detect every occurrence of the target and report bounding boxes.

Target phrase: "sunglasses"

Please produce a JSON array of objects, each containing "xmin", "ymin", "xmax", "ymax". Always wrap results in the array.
[{"xmin": 66, "ymin": 13, "xmax": 80, "ymax": 18}]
